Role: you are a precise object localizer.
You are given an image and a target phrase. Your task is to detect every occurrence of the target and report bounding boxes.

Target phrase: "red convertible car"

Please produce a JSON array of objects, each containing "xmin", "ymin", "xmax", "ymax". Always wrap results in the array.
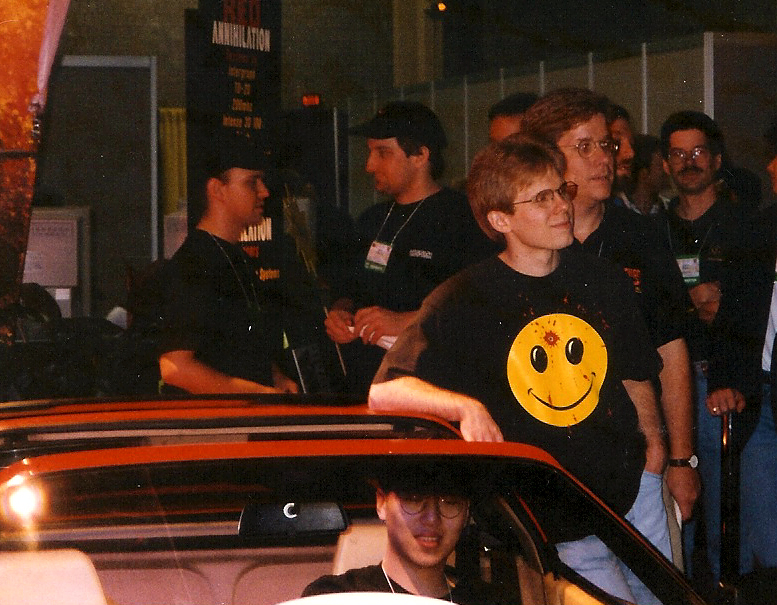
[{"xmin": 0, "ymin": 394, "xmax": 707, "ymax": 605}]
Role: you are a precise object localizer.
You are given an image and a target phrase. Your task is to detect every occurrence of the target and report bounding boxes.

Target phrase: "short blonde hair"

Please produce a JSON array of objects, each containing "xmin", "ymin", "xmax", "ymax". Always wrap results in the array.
[{"xmin": 467, "ymin": 134, "xmax": 565, "ymax": 246}]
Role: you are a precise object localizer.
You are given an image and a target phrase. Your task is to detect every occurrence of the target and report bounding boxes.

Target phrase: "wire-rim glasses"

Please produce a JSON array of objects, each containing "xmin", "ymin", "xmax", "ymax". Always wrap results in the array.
[
  {"xmin": 396, "ymin": 493, "xmax": 468, "ymax": 518},
  {"xmin": 666, "ymin": 145, "xmax": 711, "ymax": 167},
  {"xmin": 564, "ymin": 138, "xmax": 620, "ymax": 159},
  {"xmin": 512, "ymin": 181, "xmax": 578, "ymax": 209}
]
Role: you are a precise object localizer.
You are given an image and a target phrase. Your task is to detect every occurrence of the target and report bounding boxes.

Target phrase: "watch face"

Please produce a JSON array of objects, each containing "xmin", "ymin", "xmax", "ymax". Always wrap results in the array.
[{"xmin": 669, "ymin": 455, "xmax": 698, "ymax": 468}]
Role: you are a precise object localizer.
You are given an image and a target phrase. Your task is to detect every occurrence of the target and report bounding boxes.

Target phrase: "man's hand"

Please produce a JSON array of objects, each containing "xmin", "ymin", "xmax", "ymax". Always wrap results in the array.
[
  {"xmin": 688, "ymin": 281, "xmax": 721, "ymax": 324},
  {"xmin": 353, "ymin": 306, "xmax": 417, "ymax": 345},
  {"xmin": 369, "ymin": 377, "xmax": 503, "ymax": 442},
  {"xmin": 457, "ymin": 401, "xmax": 504, "ymax": 442},
  {"xmin": 325, "ymin": 308, "xmax": 358, "ymax": 344},
  {"xmin": 666, "ymin": 466, "xmax": 700, "ymax": 521},
  {"xmin": 272, "ymin": 364, "xmax": 300, "ymax": 394},
  {"xmin": 706, "ymin": 387, "xmax": 746, "ymax": 416}
]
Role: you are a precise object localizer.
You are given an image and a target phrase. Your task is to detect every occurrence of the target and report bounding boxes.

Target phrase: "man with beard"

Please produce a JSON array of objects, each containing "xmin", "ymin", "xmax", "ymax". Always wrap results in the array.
[
  {"xmin": 325, "ymin": 101, "xmax": 495, "ymax": 396},
  {"xmin": 658, "ymin": 110, "xmax": 756, "ymax": 585}
]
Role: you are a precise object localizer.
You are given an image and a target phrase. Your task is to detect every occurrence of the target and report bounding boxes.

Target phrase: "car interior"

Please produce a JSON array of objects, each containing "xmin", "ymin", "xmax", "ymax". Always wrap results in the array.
[{"xmin": 0, "ymin": 451, "xmax": 700, "ymax": 605}]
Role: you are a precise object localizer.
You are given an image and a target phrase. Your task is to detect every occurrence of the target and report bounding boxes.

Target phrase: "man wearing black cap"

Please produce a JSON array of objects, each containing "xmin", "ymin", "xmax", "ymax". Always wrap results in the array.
[
  {"xmin": 325, "ymin": 101, "xmax": 495, "ymax": 395},
  {"xmin": 158, "ymin": 134, "xmax": 299, "ymax": 394}
]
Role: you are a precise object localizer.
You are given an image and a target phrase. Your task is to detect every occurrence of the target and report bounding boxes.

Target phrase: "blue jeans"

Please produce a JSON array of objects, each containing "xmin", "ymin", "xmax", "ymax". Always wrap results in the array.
[
  {"xmin": 740, "ymin": 383, "xmax": 777, "ymax": 574},
  {"xmin": 556, "ymin": 470, "xmax": 669, "ymax": 604},
  {"xmin": 683, "ymin": 368, "xmax": 722, "ymax": 582}
]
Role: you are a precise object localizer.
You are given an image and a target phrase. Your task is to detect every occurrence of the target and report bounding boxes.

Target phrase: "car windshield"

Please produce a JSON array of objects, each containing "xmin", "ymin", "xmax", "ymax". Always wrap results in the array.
[{"xmin": 0, "ymin": 432, "xmax": 705, "ymax": 605}]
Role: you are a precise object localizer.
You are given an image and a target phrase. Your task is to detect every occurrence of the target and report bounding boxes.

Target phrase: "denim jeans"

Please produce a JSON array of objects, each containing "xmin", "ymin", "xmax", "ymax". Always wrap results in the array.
[
  {"xmin": 682, "ymin": 368, "xmax": 722, "ymax": 582},
  {"xmin": 740, "ymin": 383, "xmax": 777, "ymax": 574},
  {"xmin": 556, "ymin": 470, "xmax": 669, "ymax": 604}
]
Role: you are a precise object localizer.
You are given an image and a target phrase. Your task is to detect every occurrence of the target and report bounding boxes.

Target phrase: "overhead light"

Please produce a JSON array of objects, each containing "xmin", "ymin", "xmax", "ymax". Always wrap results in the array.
[{"xmin": 426, "ymin": 1, "xmax": 448, "ymax": 19}]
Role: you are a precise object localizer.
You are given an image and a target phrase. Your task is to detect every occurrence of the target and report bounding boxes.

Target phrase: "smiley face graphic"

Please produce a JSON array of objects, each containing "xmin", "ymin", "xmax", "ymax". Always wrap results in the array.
[{"xmin": 507, "ymin": 313, "xmax": 607, "ymax": 427}]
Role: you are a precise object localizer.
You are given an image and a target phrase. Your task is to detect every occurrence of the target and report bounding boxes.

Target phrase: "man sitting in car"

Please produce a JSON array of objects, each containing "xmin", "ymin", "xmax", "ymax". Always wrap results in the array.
[{"xmin": 303, "ymin": 464, "xmax": 508, "ymax": 604}]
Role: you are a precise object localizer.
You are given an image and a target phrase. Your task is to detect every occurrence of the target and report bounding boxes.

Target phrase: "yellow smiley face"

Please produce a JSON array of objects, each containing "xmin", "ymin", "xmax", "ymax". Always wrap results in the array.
[{"xmin": 507, "ymin": 313, "xmax": 608, "ymax": 427}]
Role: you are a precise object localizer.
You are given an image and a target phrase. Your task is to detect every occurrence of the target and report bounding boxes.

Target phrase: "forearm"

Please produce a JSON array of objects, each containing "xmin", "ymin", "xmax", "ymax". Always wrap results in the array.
[
  {"xmin": 656, "ymin": 338, "xmax": 694, "ymax": 458},
  {"xmin": 656, "ymin": 339, "xmax": 700, "ymax": 519},
  {"xmin": 368, "ymin": 376, "xmax": 503, "ymax": 441},
  {"xmin": 623, "ymin": 378, "xmax": 667, "ymax": 473},
  {"xmin": 160, "ymin": 351, "xmax": 280, "ymax": 394}
]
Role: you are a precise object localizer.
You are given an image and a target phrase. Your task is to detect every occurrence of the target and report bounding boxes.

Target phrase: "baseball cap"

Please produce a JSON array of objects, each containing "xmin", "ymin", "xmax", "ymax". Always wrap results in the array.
[
  {"xmin": 349, "ymin": 101, "xmax": 447, "ymax": 150},
  {"xmin": 204, "ymin": 130, "xmax": 274, "ymax": 177}
]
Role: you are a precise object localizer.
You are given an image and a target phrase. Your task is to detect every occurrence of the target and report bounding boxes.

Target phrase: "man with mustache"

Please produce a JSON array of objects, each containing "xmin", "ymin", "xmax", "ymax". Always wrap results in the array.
[{"xmin": 658, "ymin": 110, "xmax": 755, "ymax": 586}]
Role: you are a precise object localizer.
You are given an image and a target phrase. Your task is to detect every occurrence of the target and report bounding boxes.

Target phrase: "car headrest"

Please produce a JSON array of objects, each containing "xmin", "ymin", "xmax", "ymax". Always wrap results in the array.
[{"xmin": 0, "ymin": 549, "xmax": 108, "ymax": 605}]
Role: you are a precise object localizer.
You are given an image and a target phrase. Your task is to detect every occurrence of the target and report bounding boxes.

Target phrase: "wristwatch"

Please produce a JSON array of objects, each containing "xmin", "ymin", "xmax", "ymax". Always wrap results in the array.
[{"xmin": 668, "ymin": 454, "xmax": 698, "ymax": 468}]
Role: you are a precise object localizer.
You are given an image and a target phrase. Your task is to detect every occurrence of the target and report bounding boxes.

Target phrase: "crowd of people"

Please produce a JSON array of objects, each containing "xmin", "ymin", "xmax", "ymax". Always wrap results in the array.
[{"xmin": 148, "ymin": 86, "xmax": 777, "ymax": 602}]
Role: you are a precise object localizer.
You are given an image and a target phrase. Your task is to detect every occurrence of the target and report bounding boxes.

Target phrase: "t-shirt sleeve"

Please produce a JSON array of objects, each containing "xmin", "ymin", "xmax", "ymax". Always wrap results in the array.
[
  {"xmin": 158, "ymin": 255, "xmax": 209, "ymax": 355},
  {"xmin": 638, "ymin": 223, "xmax": 692, "ymax": 348},
  {"xmin": 373, "ymin": 277, "xmax": 463, "ymax": 388}
]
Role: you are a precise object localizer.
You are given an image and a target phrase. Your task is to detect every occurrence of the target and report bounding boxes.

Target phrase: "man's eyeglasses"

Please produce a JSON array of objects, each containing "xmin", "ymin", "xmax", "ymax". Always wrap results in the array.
[
  {"xmin": 564, "ymin": 138, "xmax": 620, "ymax": 159},
  {"xmin": 513, "ymin": 181, "xmax": 578, "ymax": 209},
  {"xmin": 666, "ymin": 146, "xmax": 711, "ymax": 166},
  {"xmin": 397, "ymin": 493, "xmax": 468, "ymax": 518}
]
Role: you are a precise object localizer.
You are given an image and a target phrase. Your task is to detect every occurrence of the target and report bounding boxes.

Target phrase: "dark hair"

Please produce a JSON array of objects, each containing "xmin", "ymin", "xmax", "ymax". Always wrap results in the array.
[
  {"xmin": 604, "ymin": 103, "xmax": 631, "ymax": 127},
  {"xmin": 520, "ymin": 88, "xmax": 612, "ymax": 146},
  {"xmin": 373, "ymin": 461, "xmax": 473, "ymax": 497},
  {"xmin": 660, "ymin": 110, "xmax": 725, "ymax": 157},
  {"xmin": 467, "ymin": 134, "xmax": 566, "ymax": 246},
  {"xmin": 396, "ymin": 135, "xmax": 446, "ymax": 181},
  {"xmin": 488, "ymin": 92, "xmax": 539, "ymax": 121},
  {"xmin": 349, "ymin": 101, "xmax": 448, "ymax": 180},
  {"xmin": 632, "ymin": 134, "xmax": 662, "ymax": 174}
]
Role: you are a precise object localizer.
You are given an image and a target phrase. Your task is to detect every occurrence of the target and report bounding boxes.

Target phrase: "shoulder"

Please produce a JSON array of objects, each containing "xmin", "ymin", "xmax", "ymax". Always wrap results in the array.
[
  {"xmin": 561, "ymin": 246, "xmax": 623, "ymax": 277},
  {"xmin": 431, "ymin": 187, "xmax": 467, "ymax": 204},
  {"xmin": 430, "ymin": 257, "xmax": 500, "ymax": 300},
  {"xmin": 356, "ymin": 202, "xmax": 393, "ymax": 229},
  {"xmin": 425, "ymin": 188, "xmax": 471, "ymax": 220},
  {"xmin": 604, "ymin": 200, "xmax": 660, "ymax": 239},
  {"xmin": 301, "ymin": 565, "xmax": 387, "ymax": 597}
]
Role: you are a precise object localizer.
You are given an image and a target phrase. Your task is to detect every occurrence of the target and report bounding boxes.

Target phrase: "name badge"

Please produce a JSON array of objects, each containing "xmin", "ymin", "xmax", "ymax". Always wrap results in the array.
[
  {"xmin": 365, "ymin": 240, "xmax": 392, "ymax": 273},
  {"xmin": 676, "ymin": 255, "xmax": 700, "ymax": 286}
]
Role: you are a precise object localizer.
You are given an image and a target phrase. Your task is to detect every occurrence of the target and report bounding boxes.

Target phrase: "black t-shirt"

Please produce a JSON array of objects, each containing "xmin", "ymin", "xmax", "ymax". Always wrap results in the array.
[
  {"xmin": 160, "ymin": 229, "xmax": 280, "ymax": 386},
  {"xmin": 375, "ymin": 251, "xmax": 661, "ymax": 518},
  {"xmin": 337, "ymin": 188, "xmax": 498, "ymax": 395},
  {"xmin": 576, "ymin": 199, "xmax": 691, "ymax": 349},
  {"xmin": 302, "ymin": 564, "xmax": 512, "ymax": 605},
  {"xmin": 658, "ymin": 196, "xmax": 755, "ymax": 363}
]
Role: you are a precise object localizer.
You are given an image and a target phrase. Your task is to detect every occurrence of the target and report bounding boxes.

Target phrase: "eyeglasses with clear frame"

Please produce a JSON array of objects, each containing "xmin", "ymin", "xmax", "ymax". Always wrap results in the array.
[
  {"xmin": 396, "ymin": 493, "xmax": 468, "ymax": 518},
  {"xmin": 666, "ymin": 145, "xmax": 711, "ymax": 166},
  {"xmin": 563, "ymin": 138, "xmax": 620, "ymax": 159},
  {"xmin": 512, "ymin": 181, "xmax": 578, "ymax": 209}
]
